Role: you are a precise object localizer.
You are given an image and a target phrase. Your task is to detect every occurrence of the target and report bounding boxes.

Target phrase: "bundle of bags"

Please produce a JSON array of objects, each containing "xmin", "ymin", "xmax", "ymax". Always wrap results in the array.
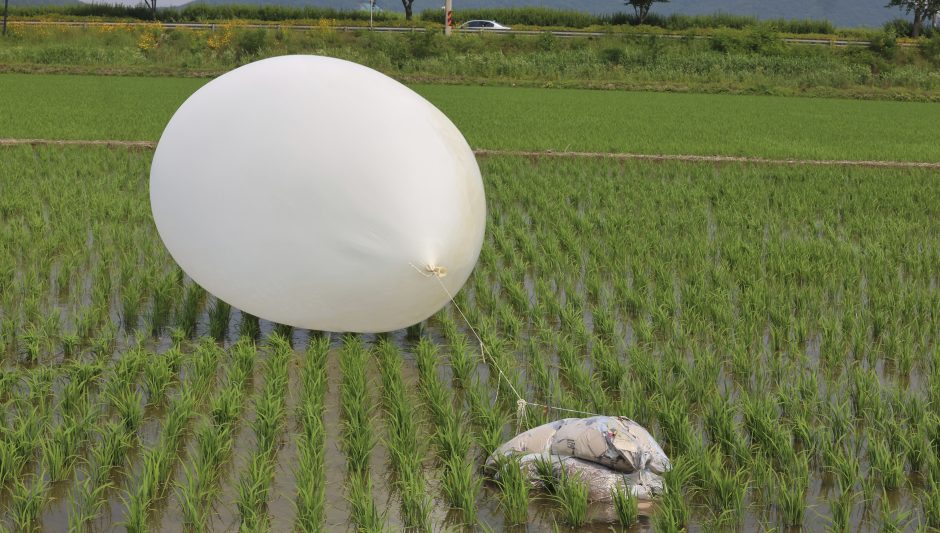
[{"xmin": 485, "ymin": 416, "xmax": 670, "ymax": 502}]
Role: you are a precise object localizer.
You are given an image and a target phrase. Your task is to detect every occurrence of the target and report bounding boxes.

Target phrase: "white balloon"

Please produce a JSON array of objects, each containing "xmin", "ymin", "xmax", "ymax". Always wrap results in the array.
[{"xmin": 150, "ymin": 55, "xmax": 485, "ymax": 333}]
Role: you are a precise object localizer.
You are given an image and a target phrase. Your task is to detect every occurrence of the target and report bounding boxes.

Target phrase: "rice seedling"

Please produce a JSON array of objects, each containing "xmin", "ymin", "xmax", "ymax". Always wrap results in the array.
[
  {"xmin": 827, "ymin": 490, "xmax": 854, "ymax": 533},
  {"xmin": 776, "ymin": 468, "xmax": 808, "ymax": 528},
  {"xmin": 346, "ymin": 471, "xmax": 385, "ymax": 532},
  {"xmin": 235, "ymin": 334, "xmax": 290, "ymax": 530},
  {"xmin": 494, "ymin": 455, "xmax": 529, "ymax": 525},
  {"xmin": 375, "ymin": 339, "xmax": 432, "ymax": 532},
  {"xmin": 552, "ymin": 462, "xmax": 590, "ymax": 527},
  {"xmin": 294, "ymin": 339, "xmax": 328, "ymax": 530},
  {"xmin": 923, "ymin": 479, "xmax": 940, "ymax": 529},
  {"xmin": 239, "ymin": 312, "xmax": 261, "ymax": 340},
  {"xmin": 9, "ymin": 475, "xmax": 48, "ymax": 532},
  {"xmin": 208, "ymin": 297, "xmax": 232, "ymax": 342},
  {"xmin": 868, "ymin": 436, "xmax": 906, "ymax": 491},
  {"xmin": 235, "ymin": 452, "xmax": 276, "ymax": 531},
  {"xmin": 339, "ymin": 335, "xmax": 375, "ymax": 476},
  {"xmin": 440, "ymin": 454, "xmax": 482, "ymax": 525},
  {"xmin": 612, "ymin": 484, "xmax": 639, "ymax": 528},
  {"xmin": 177, "ymin": 282, "xmax": 206, "ymax": 337}
]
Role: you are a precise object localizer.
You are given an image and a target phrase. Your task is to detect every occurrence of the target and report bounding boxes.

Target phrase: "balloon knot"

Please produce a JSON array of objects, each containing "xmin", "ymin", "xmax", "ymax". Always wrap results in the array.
[{"xmin": 426, "ymin": 265, "xmax": 448, "ymax": 278}]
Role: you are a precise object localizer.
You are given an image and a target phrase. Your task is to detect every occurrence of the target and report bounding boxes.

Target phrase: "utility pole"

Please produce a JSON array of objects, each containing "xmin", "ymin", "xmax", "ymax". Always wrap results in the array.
[
  {"xmin": 370, "ymin": 0, "xmax": 375, "ymax": 29},
  {"xmin": 2, "ymin": 0, "xmax": 9, "ymax": 37},
  {"xmin": 444, "ymin": 0, "xmax": 452, "ymax": 35}
]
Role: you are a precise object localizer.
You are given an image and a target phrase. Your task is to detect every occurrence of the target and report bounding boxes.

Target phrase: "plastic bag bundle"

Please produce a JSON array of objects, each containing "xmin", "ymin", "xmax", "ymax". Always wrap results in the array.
[{"xmin": 486, "ymin": 416, "xmax": 670, "ymax": 501}]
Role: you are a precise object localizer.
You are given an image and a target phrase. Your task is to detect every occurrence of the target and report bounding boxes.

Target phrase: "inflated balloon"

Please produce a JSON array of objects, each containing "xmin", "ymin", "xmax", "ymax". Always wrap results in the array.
[{"xmin": 150, "ymin": 55, "xmax": 485, "ymax": 333}]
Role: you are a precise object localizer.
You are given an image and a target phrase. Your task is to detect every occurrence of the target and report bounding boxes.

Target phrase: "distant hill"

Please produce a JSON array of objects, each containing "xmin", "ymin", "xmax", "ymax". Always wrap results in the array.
[{"xmin": 67, "ymin": 0, "xmax": 904, "ymax": 28}]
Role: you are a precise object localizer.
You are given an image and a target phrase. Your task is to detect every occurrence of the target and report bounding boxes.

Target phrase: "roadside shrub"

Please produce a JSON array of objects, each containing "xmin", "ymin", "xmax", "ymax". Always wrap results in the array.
[
  {"xmin": 537, "ymin": 32, "xmax": 558, "ymax": 52},
  {"xmin": 709, "ymin": 29, "xmax": 745, "ymax": 53},
  {"xmin": 407, "ymin": 30, "xmax": 442, "ymax": 59},
  {"xmin": 921, "ymin": 33, "xmax": 940, "ymax": 64},
  {"xmin": 746, "ymin": 27, "xmax": 783, "ymax": 54},
  {"xmin": 869, "ymin": 29, "xmax": 899, "ymax": 59},
  {"xmin": 884, "ymin": 18, "xmax": 913, "ymax": 38},
  {"xmin": 234, "ymin": 28, "xmax": 267, "ymax": 59}
]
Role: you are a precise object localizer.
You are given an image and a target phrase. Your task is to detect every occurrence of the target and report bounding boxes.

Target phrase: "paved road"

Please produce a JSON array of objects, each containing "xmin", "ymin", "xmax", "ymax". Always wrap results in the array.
[{"xmin": 9, "ymin": 20, "xmax": 910, "ymax": 47}]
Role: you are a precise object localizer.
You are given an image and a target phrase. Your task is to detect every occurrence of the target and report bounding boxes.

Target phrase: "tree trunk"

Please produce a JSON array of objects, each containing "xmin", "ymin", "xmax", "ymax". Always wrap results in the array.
[
  {"xmin": 402, "ymin": 0, "xmax": 413, "ymax": 21},
  {"xmin": 913, "ymin": 3, "xmax": 924, "ymax": 37}
]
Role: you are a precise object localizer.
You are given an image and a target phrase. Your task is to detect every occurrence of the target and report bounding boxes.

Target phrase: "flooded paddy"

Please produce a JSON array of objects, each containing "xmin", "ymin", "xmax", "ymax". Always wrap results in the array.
[{"xmin": 2, "ymin": 146, "xmax": 939, "ymax": 531}]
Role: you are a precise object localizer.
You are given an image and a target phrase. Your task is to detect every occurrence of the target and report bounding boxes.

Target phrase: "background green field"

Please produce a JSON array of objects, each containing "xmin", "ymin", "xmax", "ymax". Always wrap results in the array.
[{"xmin": 3, "ymin": 73, "xmax": 939, "ymax": 162}]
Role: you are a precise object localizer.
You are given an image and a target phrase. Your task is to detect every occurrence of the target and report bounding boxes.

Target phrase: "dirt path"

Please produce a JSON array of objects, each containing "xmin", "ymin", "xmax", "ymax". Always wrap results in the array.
[{"xmin": 2, "ymin": 138, "xmax": 938, "ymax": 170}]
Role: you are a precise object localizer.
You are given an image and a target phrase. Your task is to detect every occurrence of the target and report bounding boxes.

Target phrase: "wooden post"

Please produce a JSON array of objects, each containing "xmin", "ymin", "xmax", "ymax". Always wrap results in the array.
[{"xmin": 2, "ymin": 0, "xmax": 9, "ymax": 37}]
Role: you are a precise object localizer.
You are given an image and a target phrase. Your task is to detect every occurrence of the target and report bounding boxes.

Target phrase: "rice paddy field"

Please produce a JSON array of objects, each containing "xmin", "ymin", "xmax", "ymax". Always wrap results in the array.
[
  {"xmin": 3, "ymin": 53, "xmax": 940, "ymax": 531},
  {"xmin": 2, "ymin": 132, "xmax": 940, "ymax": 532}
]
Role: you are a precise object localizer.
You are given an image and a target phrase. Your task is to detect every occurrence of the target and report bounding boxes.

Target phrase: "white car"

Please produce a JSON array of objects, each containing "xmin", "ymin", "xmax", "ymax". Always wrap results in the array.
[{"xmin": 459, "ymin": 20, "xmax": 511, "ymax": 30}]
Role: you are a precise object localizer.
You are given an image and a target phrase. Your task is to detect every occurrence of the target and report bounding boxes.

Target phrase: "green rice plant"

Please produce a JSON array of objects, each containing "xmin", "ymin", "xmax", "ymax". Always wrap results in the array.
[
  {"xmin": 827, "ymin": 489, "xmax": 854, "ymax": 532},
  {"xmin": 208, "ymin": 297, "xmax": 232, "ymax": 342},
  {"xmin": 108, "ymin": 385, "xmax": 144, "ymax": 434},
  {"xmin": 177, "ymin": 282, "xmax": 205, "ymax": 337},
  {"xmin": 9, "ymin": 475, "xmax": 48, "ymax": 532},
  {"xmin": 143, "ymin": 353, "xmax": 174, "ymax": 405},
  {"xmin": 653, "ymin": 488, "xmax": 691, "ymax": 533},
  {"xmin": 148, "ymin": 271, "xmax": 177, "ymax": 336},
  {"xmin": 868, "ymin": 436, "xmax": 906, "ymax": 491},
  {"xmin": 440, "ymin": 454, "xmax": 481, "ymax": 525},
  {"xmin": 346, "ymin": 471, "xmax": 385, "ymax": 532},
  {"xmin": 776, "ymin": 469, "xmax": 807, "ymax": 528},
  {"xmin": 923, "ymin": 478, "xmax": 940, "ymax": 529},
  {"xmin": 552, "ymin": 461, "xmax": 589, "ymax": 527},
  {"xmin": 825, "ymin": 442, "xmax": 860, "ymax": 493},
  {"xmin": 239, "ymin": 312, "xmax": 261, "ymax": 340},
  {"xmin": 235, "ymin": 452, "xmax": 275, "ymax": 531},
  {"xmin": 432, "ymin": 417, "xmax": 473, "ymax": 466},
  {"xmin": 294, "ymin": 337, "xmax": 329, "ymax": 532},
  {"xmin": 40, "ymin": 416, "xmax": 83, "ymax": 482},
  {"xmin": 448, "ymin": 336, "xmax": 477, "ymax": 389},
  {"xmin": 375, "ymin": 339, "xmax": 431, "ymax": 532},
  {"xmin": 68, "ymin": 477, "xmax": 113, "ymax": 532},
  {"xmin": 880, "ymin": 489, "xmax": 912, "ymax": 533},
  {"xmin": 466, "ymin": 378, "xmax": 508, "ymax": 458},
  {"xmin": 272, "ymin": 322, "xmax": 294, "ymax": 344},
  {"xmin": 703, "ymin": 454, "xmax": 748, "ymax": 525},
  {"xmin": 339, "ymin": 336, "xmax": 375, "ymax": 475},
  {"xmin": 613, "ymin": 484, "xmax": 639, "ymax": 528},
  {"xmin": 494, "ymin": 455, "xmax": 529, "ymax": 525},
  {"xmin": 121, "ymin": 278, "xmax": 142, "ymax": 331},
  {"xmin": 294, "ymin": 419, "xmax": 326, "ymax": 532}
]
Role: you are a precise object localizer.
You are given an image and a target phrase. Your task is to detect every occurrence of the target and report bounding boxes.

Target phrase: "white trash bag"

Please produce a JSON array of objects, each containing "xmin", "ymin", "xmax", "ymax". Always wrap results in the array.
[{"xmin": 486, "ymin": 416, "xmax": 670, "ymax": 501}]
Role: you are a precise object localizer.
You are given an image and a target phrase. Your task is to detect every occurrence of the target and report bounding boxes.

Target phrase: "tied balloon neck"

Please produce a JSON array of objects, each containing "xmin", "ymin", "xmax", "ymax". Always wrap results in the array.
[{"xmin": 426, "ymin": 265, "xmax": 448, "ymax": 278}]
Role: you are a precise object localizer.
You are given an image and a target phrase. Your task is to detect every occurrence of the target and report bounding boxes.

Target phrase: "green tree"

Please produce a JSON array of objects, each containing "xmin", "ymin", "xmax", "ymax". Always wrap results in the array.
[
  {"xmin": 625, "ymin": 0, "xmax": 669, "ymax": 25},
  {"xmin": 887, "ymin": 0, "xmax": 940, "ymax": 37}
]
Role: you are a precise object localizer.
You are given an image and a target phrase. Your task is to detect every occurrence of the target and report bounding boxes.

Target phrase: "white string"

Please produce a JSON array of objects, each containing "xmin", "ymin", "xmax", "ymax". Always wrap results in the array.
[{"xmin": 412, "ymin": 263, "xmax": 602, "ymax": 424}]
